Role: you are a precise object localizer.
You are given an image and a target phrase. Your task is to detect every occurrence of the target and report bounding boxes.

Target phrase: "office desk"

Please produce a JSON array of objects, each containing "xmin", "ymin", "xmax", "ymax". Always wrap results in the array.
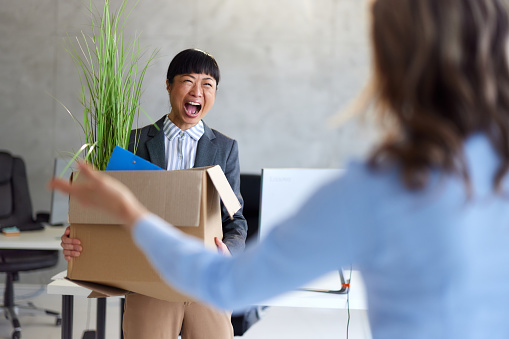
[
  {"xmin": 261, "ymin": 270, "xmax": 367, "ymax": 310},
  {"xmin": 0, "ymin": 225, "xmax": 64, "ymax": 250},
  {"xmin": 0, "ymin": 225, "xmax": 68, "ymax": 336},
  {"xmin": 47, "ymin": 272, "xmax": 118, "ymax": 339},
  {"xmin": 48, "ymin": 270, "xmax": 367, "ymax": 339}
]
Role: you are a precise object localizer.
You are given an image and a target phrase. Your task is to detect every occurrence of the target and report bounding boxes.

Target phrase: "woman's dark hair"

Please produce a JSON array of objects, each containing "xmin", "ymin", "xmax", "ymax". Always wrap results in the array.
[
  {"xmin": 166, "ymin": 49, "xmax": 220, "ymax": 86},
  {"xmin": 369, "ymin": 0, "xmax": 509, "ymax": 192}
]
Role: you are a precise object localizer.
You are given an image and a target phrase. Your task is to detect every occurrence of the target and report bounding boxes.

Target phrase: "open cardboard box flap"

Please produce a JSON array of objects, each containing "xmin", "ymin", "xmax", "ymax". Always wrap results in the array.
[{"xmin": 203, "ymin": 165, "xmax": 241, "ymax": 219}]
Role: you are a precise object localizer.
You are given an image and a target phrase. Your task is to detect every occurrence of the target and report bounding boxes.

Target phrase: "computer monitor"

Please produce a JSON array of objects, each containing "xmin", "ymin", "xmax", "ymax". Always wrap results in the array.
[
  {"xmin": 259, "ymin": 168, "xmax": 349, "ymax": 293},
  {"xmin": 49, "ymin": 158, "xmax": 72, "ymax": 225}
]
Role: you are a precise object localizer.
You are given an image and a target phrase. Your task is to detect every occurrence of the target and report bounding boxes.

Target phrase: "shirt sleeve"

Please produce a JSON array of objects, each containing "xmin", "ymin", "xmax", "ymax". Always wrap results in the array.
[{"xmin": 132, "ymin": 164, "xmax": 373, "ymax": 310}]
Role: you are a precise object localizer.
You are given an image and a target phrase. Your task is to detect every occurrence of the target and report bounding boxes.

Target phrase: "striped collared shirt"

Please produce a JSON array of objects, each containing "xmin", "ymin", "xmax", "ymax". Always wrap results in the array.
[{"xmin": 163, "ymin": 116, "xmax": 205, "ymax": 170}]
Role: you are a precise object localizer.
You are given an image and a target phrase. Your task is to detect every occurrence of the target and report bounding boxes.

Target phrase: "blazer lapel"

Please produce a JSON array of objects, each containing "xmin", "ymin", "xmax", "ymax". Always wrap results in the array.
[
  {"xmin": 146, "ymin": 119, "xmax": 166, "ymax": 169},
  {"xmin": 194, "ymin": 122, "xmax": 217, "ymax": 168}
]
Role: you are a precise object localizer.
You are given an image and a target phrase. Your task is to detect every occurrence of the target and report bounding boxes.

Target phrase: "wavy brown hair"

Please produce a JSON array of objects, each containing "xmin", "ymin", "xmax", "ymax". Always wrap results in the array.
[{"xmin": 368, "ymin": 0, "xmax": 509, "ymax": 191}]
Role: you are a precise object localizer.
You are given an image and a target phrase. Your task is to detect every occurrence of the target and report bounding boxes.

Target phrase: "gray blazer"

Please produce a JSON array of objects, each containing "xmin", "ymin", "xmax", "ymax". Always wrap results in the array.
[{"xmin": 128, "ymin": 116, "xmax": 248, "ymax": 255}]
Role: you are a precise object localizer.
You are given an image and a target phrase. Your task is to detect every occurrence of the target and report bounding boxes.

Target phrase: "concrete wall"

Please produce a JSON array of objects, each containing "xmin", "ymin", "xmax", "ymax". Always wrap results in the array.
[{"xmin": 0, "ymin": 0, "xmax": 376, "ymax": 283}]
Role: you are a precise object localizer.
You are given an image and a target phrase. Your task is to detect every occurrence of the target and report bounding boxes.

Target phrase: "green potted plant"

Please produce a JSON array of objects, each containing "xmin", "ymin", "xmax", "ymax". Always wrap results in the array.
[{"xmin": 62, "ymin": 0, "xmax": 157, "ymax": 171}]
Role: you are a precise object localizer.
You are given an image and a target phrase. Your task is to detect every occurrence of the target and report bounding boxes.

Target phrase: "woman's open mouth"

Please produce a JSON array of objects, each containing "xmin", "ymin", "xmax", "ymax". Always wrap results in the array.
[{"xmin": 185, "ymin": 102, "xmax": 202, "ymax": 117}]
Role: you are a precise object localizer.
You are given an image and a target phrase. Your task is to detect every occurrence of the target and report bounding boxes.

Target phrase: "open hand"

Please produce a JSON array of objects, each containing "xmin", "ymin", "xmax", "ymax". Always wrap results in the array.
[{"xmin": 48, "ymin": 161, "xmax": 149, "ymax": 230}]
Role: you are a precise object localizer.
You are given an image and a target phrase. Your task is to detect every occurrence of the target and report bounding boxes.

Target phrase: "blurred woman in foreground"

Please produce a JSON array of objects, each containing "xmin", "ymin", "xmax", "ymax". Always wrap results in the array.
[{"xmin": 50, "ymin": 0, "xmax": 509, "ymax": 338}]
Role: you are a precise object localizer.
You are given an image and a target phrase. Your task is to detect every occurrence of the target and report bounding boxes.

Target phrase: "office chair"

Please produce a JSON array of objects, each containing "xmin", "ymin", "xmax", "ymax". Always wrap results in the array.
[
  {"xmin": 231, "ymin": 173, "xmax": 263, "ymax": 336},
  {"xmin": 0, "ymin": 151, "xmax": 61, "ymax": 339}
]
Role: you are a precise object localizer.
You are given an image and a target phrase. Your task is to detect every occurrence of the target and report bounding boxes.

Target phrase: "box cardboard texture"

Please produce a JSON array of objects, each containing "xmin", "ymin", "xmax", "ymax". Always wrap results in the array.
[{"xmin": 66, "ymin": 166, "xmax": 241, "ymax": 302}]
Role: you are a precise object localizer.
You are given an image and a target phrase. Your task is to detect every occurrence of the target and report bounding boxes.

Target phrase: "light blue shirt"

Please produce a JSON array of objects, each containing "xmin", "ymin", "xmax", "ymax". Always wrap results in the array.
[
  {"xmin": 163, "ymin": 117, "xmax": 204, "ymax": 170},
  {"xmin": 132, "ymin": 134, "xmax": 509, "ymax": 339}
]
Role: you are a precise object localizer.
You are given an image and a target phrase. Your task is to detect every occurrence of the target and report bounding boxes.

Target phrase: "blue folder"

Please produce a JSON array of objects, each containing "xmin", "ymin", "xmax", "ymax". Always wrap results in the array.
[{"xmin": 105, "ymin": 146, "xmax": 164, "ymax": 171}]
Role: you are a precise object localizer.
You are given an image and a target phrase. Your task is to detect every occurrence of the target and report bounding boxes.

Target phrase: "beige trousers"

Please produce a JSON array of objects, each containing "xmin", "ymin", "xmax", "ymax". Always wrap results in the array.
[{"xmin": 122, "ymin": 293, "xmax": 233, "ymax": 339}]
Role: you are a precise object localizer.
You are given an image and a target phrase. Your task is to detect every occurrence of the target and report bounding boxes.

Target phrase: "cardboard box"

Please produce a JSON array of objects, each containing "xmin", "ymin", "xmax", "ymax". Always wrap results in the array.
[{"xmin": 66, "ymin": 165, "xmax": 241, "ymax": 302}]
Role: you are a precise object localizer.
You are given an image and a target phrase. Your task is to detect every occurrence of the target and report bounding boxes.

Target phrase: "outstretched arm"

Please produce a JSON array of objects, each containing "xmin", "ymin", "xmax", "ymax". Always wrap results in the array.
[{"xmin": 49, "ymin": 161, "xmax": 349, "ymax": 311}]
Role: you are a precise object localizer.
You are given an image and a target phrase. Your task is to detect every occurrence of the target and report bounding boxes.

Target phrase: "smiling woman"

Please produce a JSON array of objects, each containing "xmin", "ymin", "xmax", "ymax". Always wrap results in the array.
[{"xmin": 60, "ymin": 48, "xmax": 248, "ymax": 339}]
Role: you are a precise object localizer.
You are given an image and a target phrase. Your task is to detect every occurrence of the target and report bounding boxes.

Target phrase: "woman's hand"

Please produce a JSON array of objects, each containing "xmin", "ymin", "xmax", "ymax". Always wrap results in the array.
[
  {"xmin": 215, "ymin": 237, "xmax": 231, "ymax": 257},
  {"xmin": 48, "ymin": 162, "xmax": 149, "ymax": 230},
  {"xmin": 60, "ymin": 225, "xmax": 82, "ymax": 261}
]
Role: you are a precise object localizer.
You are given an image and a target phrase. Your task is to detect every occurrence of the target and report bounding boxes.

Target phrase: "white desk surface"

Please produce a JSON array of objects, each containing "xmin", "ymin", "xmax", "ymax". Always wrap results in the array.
[
  {"xmin": 47, "ymin": 270, "xmax": 367, "ymax": 310},
  {"xmin": 47, "ymin": 271, "xmax": 93, "ymax": 297},
  {"xmin": 0, "ymin": 224, "xmax": 64, "ymax": 250},
  {"xmin": 260, "ymin": 270, "xmax": 367, "ymax": 310}
]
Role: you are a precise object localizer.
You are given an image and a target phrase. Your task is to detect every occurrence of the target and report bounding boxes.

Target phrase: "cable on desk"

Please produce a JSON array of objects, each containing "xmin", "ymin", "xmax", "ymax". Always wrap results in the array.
[{"xmin": 346, "ymin": 266, "xmax": 352, "ymax": 339}]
